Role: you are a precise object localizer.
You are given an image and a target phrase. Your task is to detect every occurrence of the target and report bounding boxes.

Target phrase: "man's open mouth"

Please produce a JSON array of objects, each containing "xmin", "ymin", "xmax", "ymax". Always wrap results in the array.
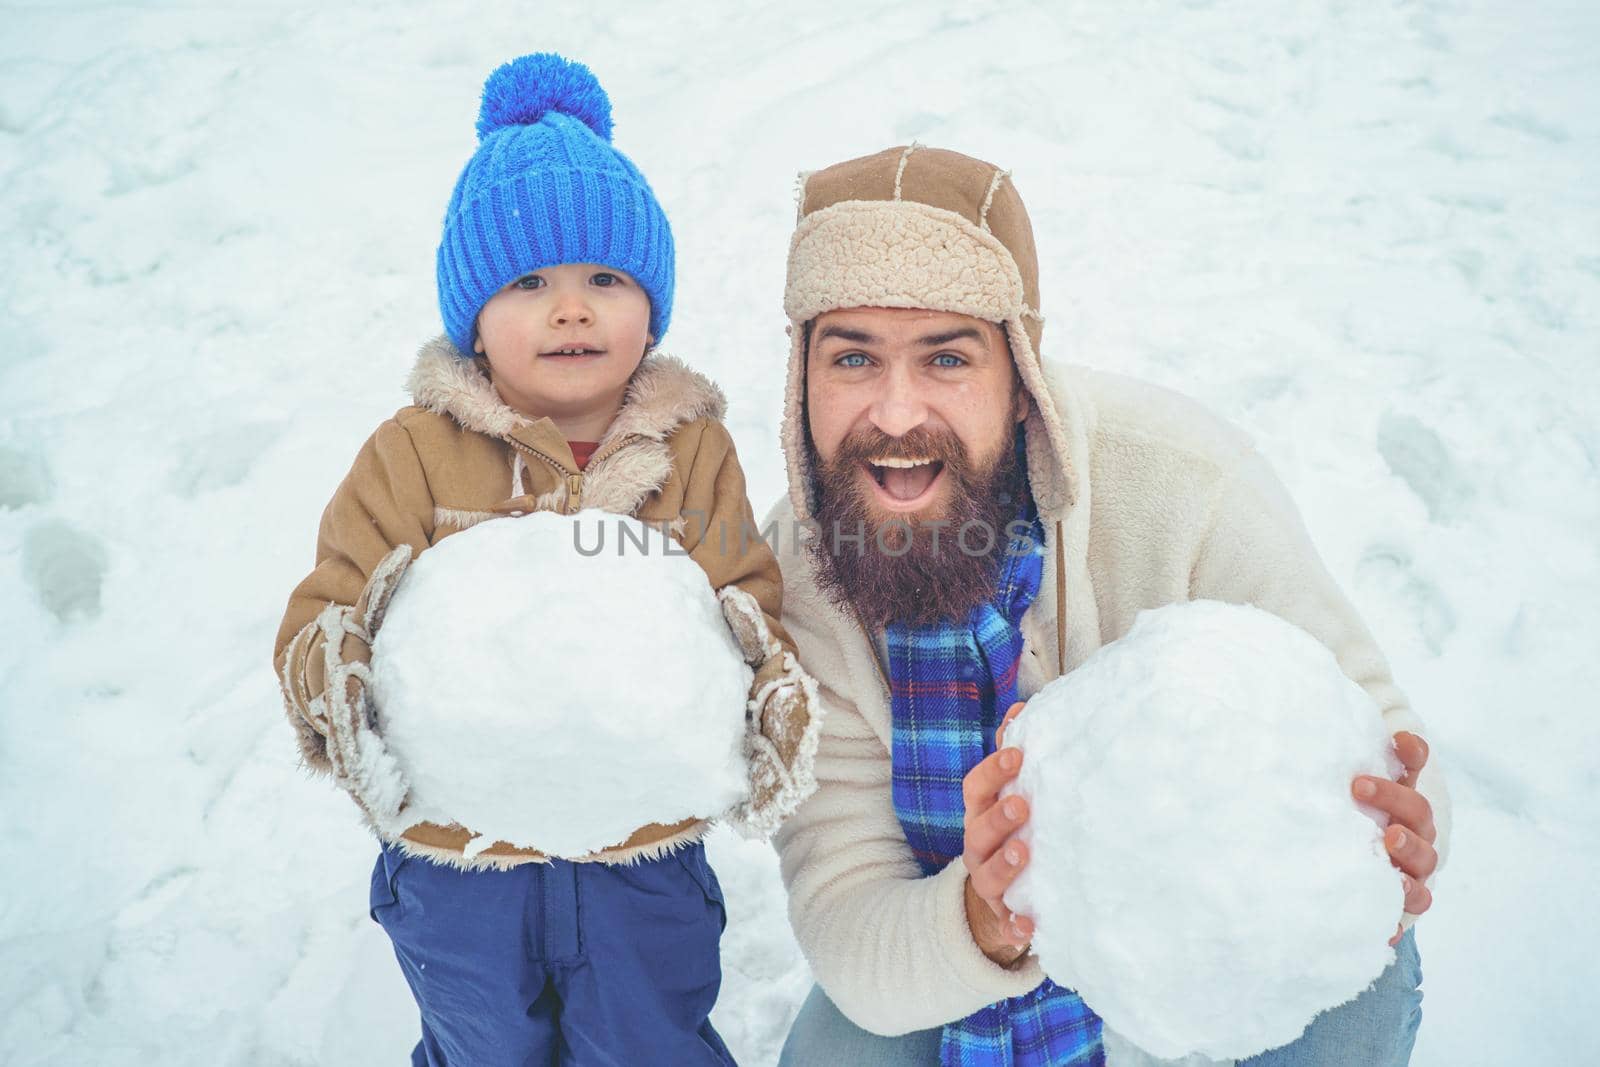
[{"xmin": 865, "ymin": 457, "xmax": 946, "ymax": 504}]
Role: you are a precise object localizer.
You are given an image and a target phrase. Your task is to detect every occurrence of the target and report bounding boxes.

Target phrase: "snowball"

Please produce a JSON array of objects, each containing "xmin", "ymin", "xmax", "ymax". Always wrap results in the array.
[
  {"xmin": 1002, "ymin": 600, "xmax": 1404, "ymax": 1061},
  {"xmin": 370, "ymin": 511, "xmax": 752, "ymax": 858}
]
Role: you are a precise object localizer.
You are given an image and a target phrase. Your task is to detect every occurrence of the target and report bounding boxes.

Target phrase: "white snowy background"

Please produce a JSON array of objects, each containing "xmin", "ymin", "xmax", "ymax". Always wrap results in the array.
[{"xmin": 2, "ymin": 1, "xmax": 1595, "ymax": 1063}]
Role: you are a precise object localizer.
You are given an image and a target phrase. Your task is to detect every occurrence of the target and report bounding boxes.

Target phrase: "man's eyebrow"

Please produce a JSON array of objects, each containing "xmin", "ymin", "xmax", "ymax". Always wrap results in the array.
[
  {"xmin": 816, "ymin": 325, "xmax": 880, "ymax": 344},
  {"xmin": 916, "ymin": 327, "xmax": 985, "ymax": 347}
]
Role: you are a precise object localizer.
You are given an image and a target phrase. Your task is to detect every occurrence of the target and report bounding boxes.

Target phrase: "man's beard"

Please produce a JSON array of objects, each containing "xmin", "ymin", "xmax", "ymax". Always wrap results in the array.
[{"xmin": 806, "ymin": 423, "xmax": 1027, "ymax": 629}]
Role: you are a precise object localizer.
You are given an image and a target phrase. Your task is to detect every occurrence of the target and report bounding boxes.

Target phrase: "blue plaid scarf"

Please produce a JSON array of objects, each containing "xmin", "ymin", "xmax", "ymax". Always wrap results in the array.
[{"xmin": 887, "ymin": 488, "xmax": 1103, "ymax": 1067}]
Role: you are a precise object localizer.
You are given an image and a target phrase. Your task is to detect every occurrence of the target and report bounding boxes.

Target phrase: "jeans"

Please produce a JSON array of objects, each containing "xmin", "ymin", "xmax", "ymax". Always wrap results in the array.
[{"xmin": 778, "ymin": 930, "xmax": 1421, "ymax": 1066}]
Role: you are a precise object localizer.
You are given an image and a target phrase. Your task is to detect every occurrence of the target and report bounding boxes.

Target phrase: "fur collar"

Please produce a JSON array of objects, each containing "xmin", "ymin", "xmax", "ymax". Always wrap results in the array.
[{"xmin": 406, "ymin": 335, "xmax": 726, "ymax": 444}]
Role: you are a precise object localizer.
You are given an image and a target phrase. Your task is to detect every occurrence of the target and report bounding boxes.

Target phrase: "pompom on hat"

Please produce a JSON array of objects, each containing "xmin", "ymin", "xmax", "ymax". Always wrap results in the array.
[{"xmin": 436, "ymin": 53, "xmax": 674, "ymax": 354}]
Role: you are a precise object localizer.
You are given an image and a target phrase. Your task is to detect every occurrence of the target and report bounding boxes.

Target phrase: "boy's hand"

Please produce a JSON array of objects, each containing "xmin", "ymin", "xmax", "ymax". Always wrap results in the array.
[
  {"xmin": 715, "ymin": 586, "xmax": 821, "ymax": 840},
  {"xmin": 718, "ymin": 585, "xmax": 778, "ymax": 667},
  {"xmin": 304, "ymin": 545, "xmax": 413, "ymax": 726},
  {"xmin": 315, "ymin": 546, "xmax": 415, "ymax": 826},
  {"xmin": 354, "ymin": 544, "xmax": 412, "ymax": 638},
  {"xmin": 1352, "ymin": 731, "xmax": 1437, "ymax": 945}
]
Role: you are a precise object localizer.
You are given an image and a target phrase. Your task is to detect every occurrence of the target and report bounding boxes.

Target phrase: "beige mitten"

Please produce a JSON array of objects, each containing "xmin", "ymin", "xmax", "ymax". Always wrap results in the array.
[
  {"xmin": 717, "ymin": 587, "xmax": 822, "ymax": 839},
  {"xmin": 307, "ymin": 546, "xmax": 415, "ymax": 826}
]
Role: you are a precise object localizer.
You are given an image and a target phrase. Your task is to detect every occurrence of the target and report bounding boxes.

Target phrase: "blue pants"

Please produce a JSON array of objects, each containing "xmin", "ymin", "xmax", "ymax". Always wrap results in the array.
[
  {"xmin": 370, "ymin": 840, "xmax": 737, "ymax": 1067},
  {"xmin": 779, "ymin": 929, "xmax": 1422, "ymax": 1066}
]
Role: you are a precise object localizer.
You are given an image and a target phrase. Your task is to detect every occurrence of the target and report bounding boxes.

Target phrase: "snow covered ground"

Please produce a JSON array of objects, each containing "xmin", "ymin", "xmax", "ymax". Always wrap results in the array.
[{"xmin": 2, "ymin": 1, "xmax": 1595, "ymax": 1063}]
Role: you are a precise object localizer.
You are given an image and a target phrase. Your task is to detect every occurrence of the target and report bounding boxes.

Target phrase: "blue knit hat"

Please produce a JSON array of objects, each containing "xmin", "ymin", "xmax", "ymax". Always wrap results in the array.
[{"xmin": 436, "ymin": 54, "xmax": 675, "ymax": 354}]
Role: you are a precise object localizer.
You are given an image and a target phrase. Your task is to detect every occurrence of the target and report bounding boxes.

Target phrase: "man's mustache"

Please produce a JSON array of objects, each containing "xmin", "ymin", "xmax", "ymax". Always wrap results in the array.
[{"xmin": 829, "ymin": 424, "xmax": 973, "ymax": 470}]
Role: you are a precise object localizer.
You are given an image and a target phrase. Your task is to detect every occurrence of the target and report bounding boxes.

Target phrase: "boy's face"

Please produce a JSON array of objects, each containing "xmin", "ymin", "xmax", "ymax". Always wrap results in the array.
[{"xmin": 473, "ymin": 262, "xmax": 653, "ymax": 429}]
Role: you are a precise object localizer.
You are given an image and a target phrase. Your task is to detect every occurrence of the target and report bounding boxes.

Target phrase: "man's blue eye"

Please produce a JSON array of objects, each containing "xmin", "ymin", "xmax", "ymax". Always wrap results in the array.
[
  {"xmin": 515, "ymin": 275, "xmax": 544, "ymax": 290},
  {"xmin": 837, "ymin": 353, "xmax": 870, "ymax": 368},
  {"xmin": 933, "ymin": 353, "xmax": 965, "ymax": 368}
]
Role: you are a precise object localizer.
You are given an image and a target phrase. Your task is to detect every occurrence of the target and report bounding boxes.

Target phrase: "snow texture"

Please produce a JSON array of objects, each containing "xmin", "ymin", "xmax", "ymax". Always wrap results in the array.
[
  {"xmin": 370, "ymin": 512, "xmax": 751, "ymax": 858},
  {"xmin": 3, "ymin": 2, "xmax": 1596, "ymax": 1064},
  {"xmin": 1003, "ymin": 601, "xmax": 1404, "ymax": 1061}
]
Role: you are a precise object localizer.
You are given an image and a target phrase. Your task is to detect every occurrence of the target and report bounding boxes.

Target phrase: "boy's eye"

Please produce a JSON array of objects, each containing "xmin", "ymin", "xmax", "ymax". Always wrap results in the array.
[
  {"xmin": 514, "ymin": 274, "xmax": 545, "ymax": 290},
  {"xmin": 835, "ymin": 353, "xmax": 871, "ymax": 368},
  {"xmin": 932, "ymin": 353, "xmax": 966, "ymax": 368},
  {"xmin": 592, "ymin": 272, "xmax": 620, "ymax": 287}
]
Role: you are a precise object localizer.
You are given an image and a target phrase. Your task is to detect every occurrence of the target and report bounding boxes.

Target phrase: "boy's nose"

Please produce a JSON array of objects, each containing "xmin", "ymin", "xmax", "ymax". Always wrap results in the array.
[{"xmin": 549, "ymin": 297, "xmax": 594, "ymax": 328}]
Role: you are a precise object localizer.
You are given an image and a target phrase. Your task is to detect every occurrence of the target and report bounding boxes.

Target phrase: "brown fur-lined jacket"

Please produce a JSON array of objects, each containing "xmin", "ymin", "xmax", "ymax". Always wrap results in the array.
[{"xmin": 273, "ymin": 336, "xmax": 821, "ymax": 868}]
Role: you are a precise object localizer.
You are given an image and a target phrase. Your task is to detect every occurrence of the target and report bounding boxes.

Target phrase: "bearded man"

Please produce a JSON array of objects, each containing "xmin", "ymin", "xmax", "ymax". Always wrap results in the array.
[{"xmin": 765, "ymin": 145, "xmax": 1449, "ymax": 1067}]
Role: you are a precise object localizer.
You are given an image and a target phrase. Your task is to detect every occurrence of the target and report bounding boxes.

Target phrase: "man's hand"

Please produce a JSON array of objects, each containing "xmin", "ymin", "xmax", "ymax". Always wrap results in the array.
[
  {"xmin": 961, "ymin": 701, "xmax": 1034, "ymax": 965},
  {"xmin": 1352, "ymin": 730, "xmax": 1437, "ymax": 945}
]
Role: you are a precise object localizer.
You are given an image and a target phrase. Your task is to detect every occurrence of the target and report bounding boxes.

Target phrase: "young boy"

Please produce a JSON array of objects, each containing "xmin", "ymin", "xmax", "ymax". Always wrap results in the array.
[{"xmin": 272, "ymin": 54, "xmax": 820, "ymax": 1066}]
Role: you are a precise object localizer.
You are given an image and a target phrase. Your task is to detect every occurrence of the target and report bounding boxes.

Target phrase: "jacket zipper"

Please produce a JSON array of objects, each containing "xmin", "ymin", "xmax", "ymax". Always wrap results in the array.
[
  {"xmin": 507, "ymin": 434, "xmax": 641, "ymax": 515},
  {"xmin": 585, "ymin": 433, "xmax": 637, "ymax": 471}
]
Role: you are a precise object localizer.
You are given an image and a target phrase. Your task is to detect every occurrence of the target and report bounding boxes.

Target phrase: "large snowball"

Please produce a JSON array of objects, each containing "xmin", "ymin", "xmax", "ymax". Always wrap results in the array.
[
  {"xmin": 1002, "ymin": 600, "xmax": 1403, "ymax": 1062},
  {"xmin": 369, "ymin": 511, "xmax": 752, "ymax": 859}
]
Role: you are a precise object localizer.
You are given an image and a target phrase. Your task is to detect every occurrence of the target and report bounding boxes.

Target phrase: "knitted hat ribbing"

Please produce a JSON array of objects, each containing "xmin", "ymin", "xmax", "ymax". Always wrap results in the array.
[{"xmin": 436, "ymin": 54, "xmax": 674, "ymax": 354}]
